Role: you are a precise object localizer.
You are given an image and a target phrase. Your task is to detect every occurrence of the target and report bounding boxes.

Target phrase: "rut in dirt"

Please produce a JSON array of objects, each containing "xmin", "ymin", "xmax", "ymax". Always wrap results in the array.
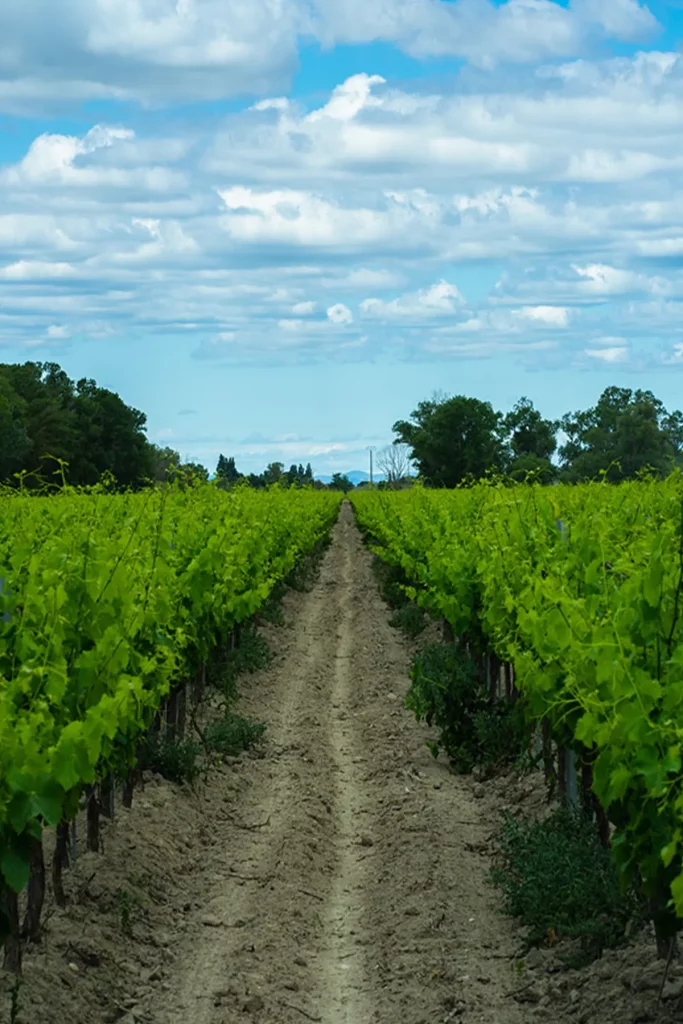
[{"xmin": 154, "ymin": 501, "xmax": 525, "ymax": 1024}]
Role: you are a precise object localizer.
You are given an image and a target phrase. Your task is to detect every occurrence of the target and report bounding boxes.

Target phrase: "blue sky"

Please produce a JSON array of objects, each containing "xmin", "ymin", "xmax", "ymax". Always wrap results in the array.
[{"xmin": 2, "ymin": 0, "xmax": 683, "ymax": 475}]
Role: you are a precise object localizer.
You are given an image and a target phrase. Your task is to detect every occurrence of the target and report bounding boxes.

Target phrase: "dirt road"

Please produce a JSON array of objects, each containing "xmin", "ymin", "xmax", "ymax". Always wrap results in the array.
[{"xmin": 152, "ymin": 502, "xmax": 524, "ymax": 1024}]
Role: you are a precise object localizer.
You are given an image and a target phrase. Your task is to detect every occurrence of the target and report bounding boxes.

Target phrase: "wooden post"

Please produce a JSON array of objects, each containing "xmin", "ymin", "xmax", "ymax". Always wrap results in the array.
[
  {"xmin": 0, "ymin": 884, "xmax": 21, "ymax": 973},
  {"xmin": 52, "ymin": 819, "xmax": 70, "ymax": 907},
  {"xmin": 86, "ymin": 787, "xmax": 101, "ymax": 853},
  {"xmin": 21, "ymin": 835, "xmax": 46, "ymax": 942}
]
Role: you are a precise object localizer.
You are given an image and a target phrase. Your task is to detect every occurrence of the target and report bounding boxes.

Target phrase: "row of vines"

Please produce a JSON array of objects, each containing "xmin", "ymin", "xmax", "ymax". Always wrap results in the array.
[
  {"xmin": 0, "ymin": 482, "xmax": 341, "ymax": 970},
  {"xmin": 350, "ymin": 475, "xmax": 683, "ymax": 955}
]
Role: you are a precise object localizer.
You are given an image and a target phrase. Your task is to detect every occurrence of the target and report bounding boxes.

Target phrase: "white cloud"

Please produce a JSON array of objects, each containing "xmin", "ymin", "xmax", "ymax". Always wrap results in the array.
[
  {"xmin": 0, "ymin": 260, "xmax": 77, "ymax": 280},
  {"xmin": 4, "ymin": 54, "xmax": 683, "ymax": 367},
  {"xmin": 584, "ymin": 345, "xmax": 630, "ymax": 362},
  {"xmin": 0, "ymin": 1, "xmax": 661, "ymax": 114},
  {"xmin": 327, "ymin": 303, "xmax": 353, "ymax": 324},
  {"xmin": 361, "ymin": 280, "xmax": 465, "ymax": 319},
  {"xmin": 292, "ymin": 300, "xmax": 317, "ymax": 315},
  {"xmin": 513, "ymin": 305, "xmax": 571, "ymax": 326},
  {"xmin": 46, "ymin": 324, "xmax": 70, "ymax": 339}
]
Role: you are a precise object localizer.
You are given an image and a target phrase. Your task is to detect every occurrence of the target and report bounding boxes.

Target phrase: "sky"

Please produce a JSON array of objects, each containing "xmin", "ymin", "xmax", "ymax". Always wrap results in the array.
[{"xmin": 2, "ymin": 1, "xmax": 683, "ymax": 475}]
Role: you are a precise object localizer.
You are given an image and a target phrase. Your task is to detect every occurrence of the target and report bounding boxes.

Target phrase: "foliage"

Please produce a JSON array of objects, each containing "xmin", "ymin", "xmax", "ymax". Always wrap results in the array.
[
  {"xmin": 390, "ymin": 387, "xmax": 683, "ymax": 487},
  {"xmin": 138, "ymin": 734, "xmax": 202, "ymax": 785},
  {"xmin": 407, "ymin": 644, "xmax": 485, "ymax": 771},
  {"xmin": 0, "ymin": 361, "xmax": 155, "ymax": 489},
  {"xmin": 0, "ymin": 485, "xmax": 341, "ymax": 903},
  {"xmin": 491, "ymin": 807, "xmax": 645, "ymax": 962},
  {"xmin": 389, "ymin": 602, "xmax": 426, "ymax": 638},
  {"xmin": 474, "ymin": 702, "xmax": 530, "ymax": 773},
  {"xmin": 205, "ymin": 713, "xmax": 266, "ymax": 758},
  {"xmin": 328, "ymin": 472, "xmax": 355, "ymax": 492},
  {"xmin": 393, "ymin": 394, "xmax": 504, "ymax": 487},
  {"xmin": 559, "ymin": 386, "xmax": 683, "ymax": 482},
  {"xmin": 351, "ymin": 478, "xmax": 683, "ymax": 943}
]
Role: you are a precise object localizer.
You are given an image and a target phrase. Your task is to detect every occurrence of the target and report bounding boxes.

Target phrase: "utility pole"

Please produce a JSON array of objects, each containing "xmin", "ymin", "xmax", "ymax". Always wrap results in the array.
[{"xmin": 367, "ymin": 446, "xmax": 376, "ymax": 488}]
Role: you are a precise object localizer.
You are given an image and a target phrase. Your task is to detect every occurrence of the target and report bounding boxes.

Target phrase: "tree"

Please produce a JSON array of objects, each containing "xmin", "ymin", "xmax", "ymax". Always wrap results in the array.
[
  {"xmin": 559, "ymin": 387, "xmax": 683, "ymax": 482},
  {"xmin": 377, "ymin": 443, "xmax": 413, "ymax": 487},
  {"xmin": 180, "ymin": 461, "xmax": 209, "ymax": 486},
  {"xmin": 149, "ymin": 445, "xmax": 182, "ymax": 483},
  {"xmin": 502, "ymin": 397, "xmax": 558, "ymax": 482},
  {"xmin": 0, "ymin": 374, "xmax": 31, "ymax": 482},
  {"xmin": 216, "ymin": 454, "xmax": 240, "ymax": 487},
  {"xmin": 70, "ymin": 378, "xmax": 154, "ymax": 488},
  {"xmin": 393, "ymin": 394, "xmax": 504, "ymax": 487},
  {"xmin": 263, "ymin": 461, "xmax": 284, "ymax": 485},
  {"xmin": 329, "ymin": 473, "xmax": 355, "ymax": 493}
]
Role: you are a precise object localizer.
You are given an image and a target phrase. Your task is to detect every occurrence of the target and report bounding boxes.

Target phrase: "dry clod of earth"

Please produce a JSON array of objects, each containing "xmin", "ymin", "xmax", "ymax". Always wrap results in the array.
[{"xmin": 2, "ymin": 502, "xmax": 683, "ymax": 1024}]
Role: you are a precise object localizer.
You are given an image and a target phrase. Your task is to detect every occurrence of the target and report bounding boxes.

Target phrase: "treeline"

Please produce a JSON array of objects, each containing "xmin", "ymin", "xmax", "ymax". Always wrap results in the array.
[
  {"xmin": 2, "ymin": 361, "xmax": 681, "ymax": 490},
  {"xmin": 0, "ymin": 360, "xmax": 358, "ymax": 491},
  {"xmin": 393, "ymin": 388, "xmax": 683, "ymax": 487}
]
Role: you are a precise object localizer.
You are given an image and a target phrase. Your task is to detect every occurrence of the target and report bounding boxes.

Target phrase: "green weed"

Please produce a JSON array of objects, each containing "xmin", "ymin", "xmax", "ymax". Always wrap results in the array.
[{"xmin": 491, "ymin": 806, "xmax": 646, "ymax": 964}]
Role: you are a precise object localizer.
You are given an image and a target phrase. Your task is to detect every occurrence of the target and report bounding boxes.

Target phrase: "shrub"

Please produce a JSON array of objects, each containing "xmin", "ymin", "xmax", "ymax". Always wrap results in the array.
[
  {"xmin": 138, "ymin": 734, "xmax": 201, "ymax": 785},
  {"xmin": 406, "ymin": 643, "xmax": 485, "ymax": 771},
  {"xmin": 389, "ymin": 602, "xmax": 426, "ymax": 638},
  {"xmin": 205, "ymin": 713, "xmax": 266, "ymax": 757},
  {"xmin": 491, "ymin": 806, "xmax": 645, "ymax": 963}
]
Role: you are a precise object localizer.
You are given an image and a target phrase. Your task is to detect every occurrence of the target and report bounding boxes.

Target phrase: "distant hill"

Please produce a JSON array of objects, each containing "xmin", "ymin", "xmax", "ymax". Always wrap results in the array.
[{"xmin": 314, "ymin": 470, "xmax": 386, "ymax": 485}]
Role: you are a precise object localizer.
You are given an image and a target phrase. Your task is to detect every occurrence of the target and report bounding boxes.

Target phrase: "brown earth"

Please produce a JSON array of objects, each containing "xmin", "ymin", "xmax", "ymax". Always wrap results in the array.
[{"xmin": 3, "ymin": 501, "xmax": 682, "ymax": 1024}]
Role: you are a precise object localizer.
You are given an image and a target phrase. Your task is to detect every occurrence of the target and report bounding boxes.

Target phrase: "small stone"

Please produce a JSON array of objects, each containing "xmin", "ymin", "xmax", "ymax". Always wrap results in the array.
[
  {"xmin": 472, "ymin": 784, "xmax": 486, "ymax": 799},
  {"xmin": 358, "ymin": 835, "xmax": 374, "ymax": 847},
  {"xmin": 569, "ymin": 989, "xmax": 580, "ymax": 1004},
  {"xmin": 243, "ymin": 994, "xmax": 264, "ymax": 1013},
  {"xmin": 67, "ymin": 962, "xmax": 80, "ymax": 973},
  {"xmin": 294, "ymin": 956, "xmax": 308, "ymax": 967},
  {"xmin": 661, "ymin": 978, "xmax": 683, "ymax": 1001},
  {"xmin": 201, "ymin": 916, "xmax": 223, "ymax": 928},
  {"xmin": 525, "ymin": 948, "xmax": 545, "ymax": 970}
]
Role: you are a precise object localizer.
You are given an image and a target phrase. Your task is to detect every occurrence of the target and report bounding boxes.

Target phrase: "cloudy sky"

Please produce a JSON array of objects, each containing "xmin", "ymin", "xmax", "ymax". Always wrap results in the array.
[{"xmin": 1, "ymin": 0, "xmax": 683, "ymax": 475}]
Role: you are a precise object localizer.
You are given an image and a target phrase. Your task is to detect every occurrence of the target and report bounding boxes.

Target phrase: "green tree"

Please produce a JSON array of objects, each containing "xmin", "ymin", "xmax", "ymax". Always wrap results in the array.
[
  {"xmin": 70, "ymin": 378, "xmax": 154, "ymax": 488},
  {"xmin": 216, "ymin": 454, "xmax": 240, "ymax": 486},
  {"xmin": 559, "ymin": 387, "xmax": 683, "ymax": 481},
  {"xmin": 149, "ymin": 445, "xmax": 181, "ymax": 483},
  {"xmin": 263, "ymin": 462, "xmax": 284, "ymax": 484},
  {"xmin": 393, "ymin": 394, "xmax": 504, "ymax": 487},
  {"xmin": 0, "ymin": 374, "xmax": 31, "ymax": 481},
  {"xmin": 329, "ymin": 473, "xmax": 355, "ymax": 493},
  {"xmin": 502, "ymin": 397, "xmax": 558, "ymax": 482}
]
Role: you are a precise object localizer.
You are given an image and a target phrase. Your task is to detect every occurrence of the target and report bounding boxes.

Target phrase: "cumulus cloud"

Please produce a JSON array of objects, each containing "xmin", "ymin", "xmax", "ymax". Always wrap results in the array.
[
  {"xmin": 3, "ymin": 52, "xmax": 683, "ymax": 366},
  {"xmin": 513, "ymin": 305, "xmax": 571, "ymax": 326},
  {"xmin": 360, "ymin": 280, "xmax": 465, "ymax": 319},
  {"xmin": 327, "ymin": 303, "xmax": 353, "ymax": 324},
  {"xmin": 0, "ymin": 1, "xmax": 661, "ymax": 113}
]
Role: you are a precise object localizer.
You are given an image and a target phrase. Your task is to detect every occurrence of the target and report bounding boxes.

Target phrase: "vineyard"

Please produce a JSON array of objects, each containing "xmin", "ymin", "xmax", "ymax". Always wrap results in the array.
[
  {"xmin": 0, "ymin": 483, "xmax": 341, "ymax": 970},
  {"xmin": 3, "ymin": 479, "xmax": 683, "ymax": 1023},
  {"xmin": 351, "ymin": 476, "xmax": 683, "ymax": 957}
]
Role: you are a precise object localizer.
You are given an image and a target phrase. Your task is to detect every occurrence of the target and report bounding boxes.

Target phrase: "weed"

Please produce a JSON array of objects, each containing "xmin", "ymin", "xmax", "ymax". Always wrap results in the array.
[
  {"xmin": 389, "ymin": 603, "xmax": 426, "ymax": 638},
  {"xmin": 490, "ymin": 806, "xmax": 646, "ymax": 964},
  {"xmin": 115, "ymin": 888, "xmax": 139, "ymax": 938},
  {"xmin": 473, "ymin": 702, "xmax": 530, "ymax": 773},
  {"xmin": 372, "ymin": 555, "xmax": 409, "ymax": 609},
  {"xmin": 205, "ymin": 712, "xmax": 266, "ymax": 757},
  {"xmin": 9, "ymin": 977, "xmax": 22, "ymax": 1024},
  {"xmin": 138, "ymin": 734, "xmax": 201, "ymax": 785},
  {"xmin": 406, "ymin": 643, "xmax": 485, "ymax": 771}
]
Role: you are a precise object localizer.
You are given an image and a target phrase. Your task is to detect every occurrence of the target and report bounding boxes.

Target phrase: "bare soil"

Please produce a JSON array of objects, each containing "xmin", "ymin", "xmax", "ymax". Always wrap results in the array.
[{"xmin": 3, "ymin": 501, "xmax": 682, "ymax": 1024}]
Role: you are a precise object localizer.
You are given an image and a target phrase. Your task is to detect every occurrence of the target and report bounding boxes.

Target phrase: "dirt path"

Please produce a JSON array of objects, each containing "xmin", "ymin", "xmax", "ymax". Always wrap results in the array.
[{"xmin": 149, "ymin": 502, "xmax": 525, "ymax": 1024}]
